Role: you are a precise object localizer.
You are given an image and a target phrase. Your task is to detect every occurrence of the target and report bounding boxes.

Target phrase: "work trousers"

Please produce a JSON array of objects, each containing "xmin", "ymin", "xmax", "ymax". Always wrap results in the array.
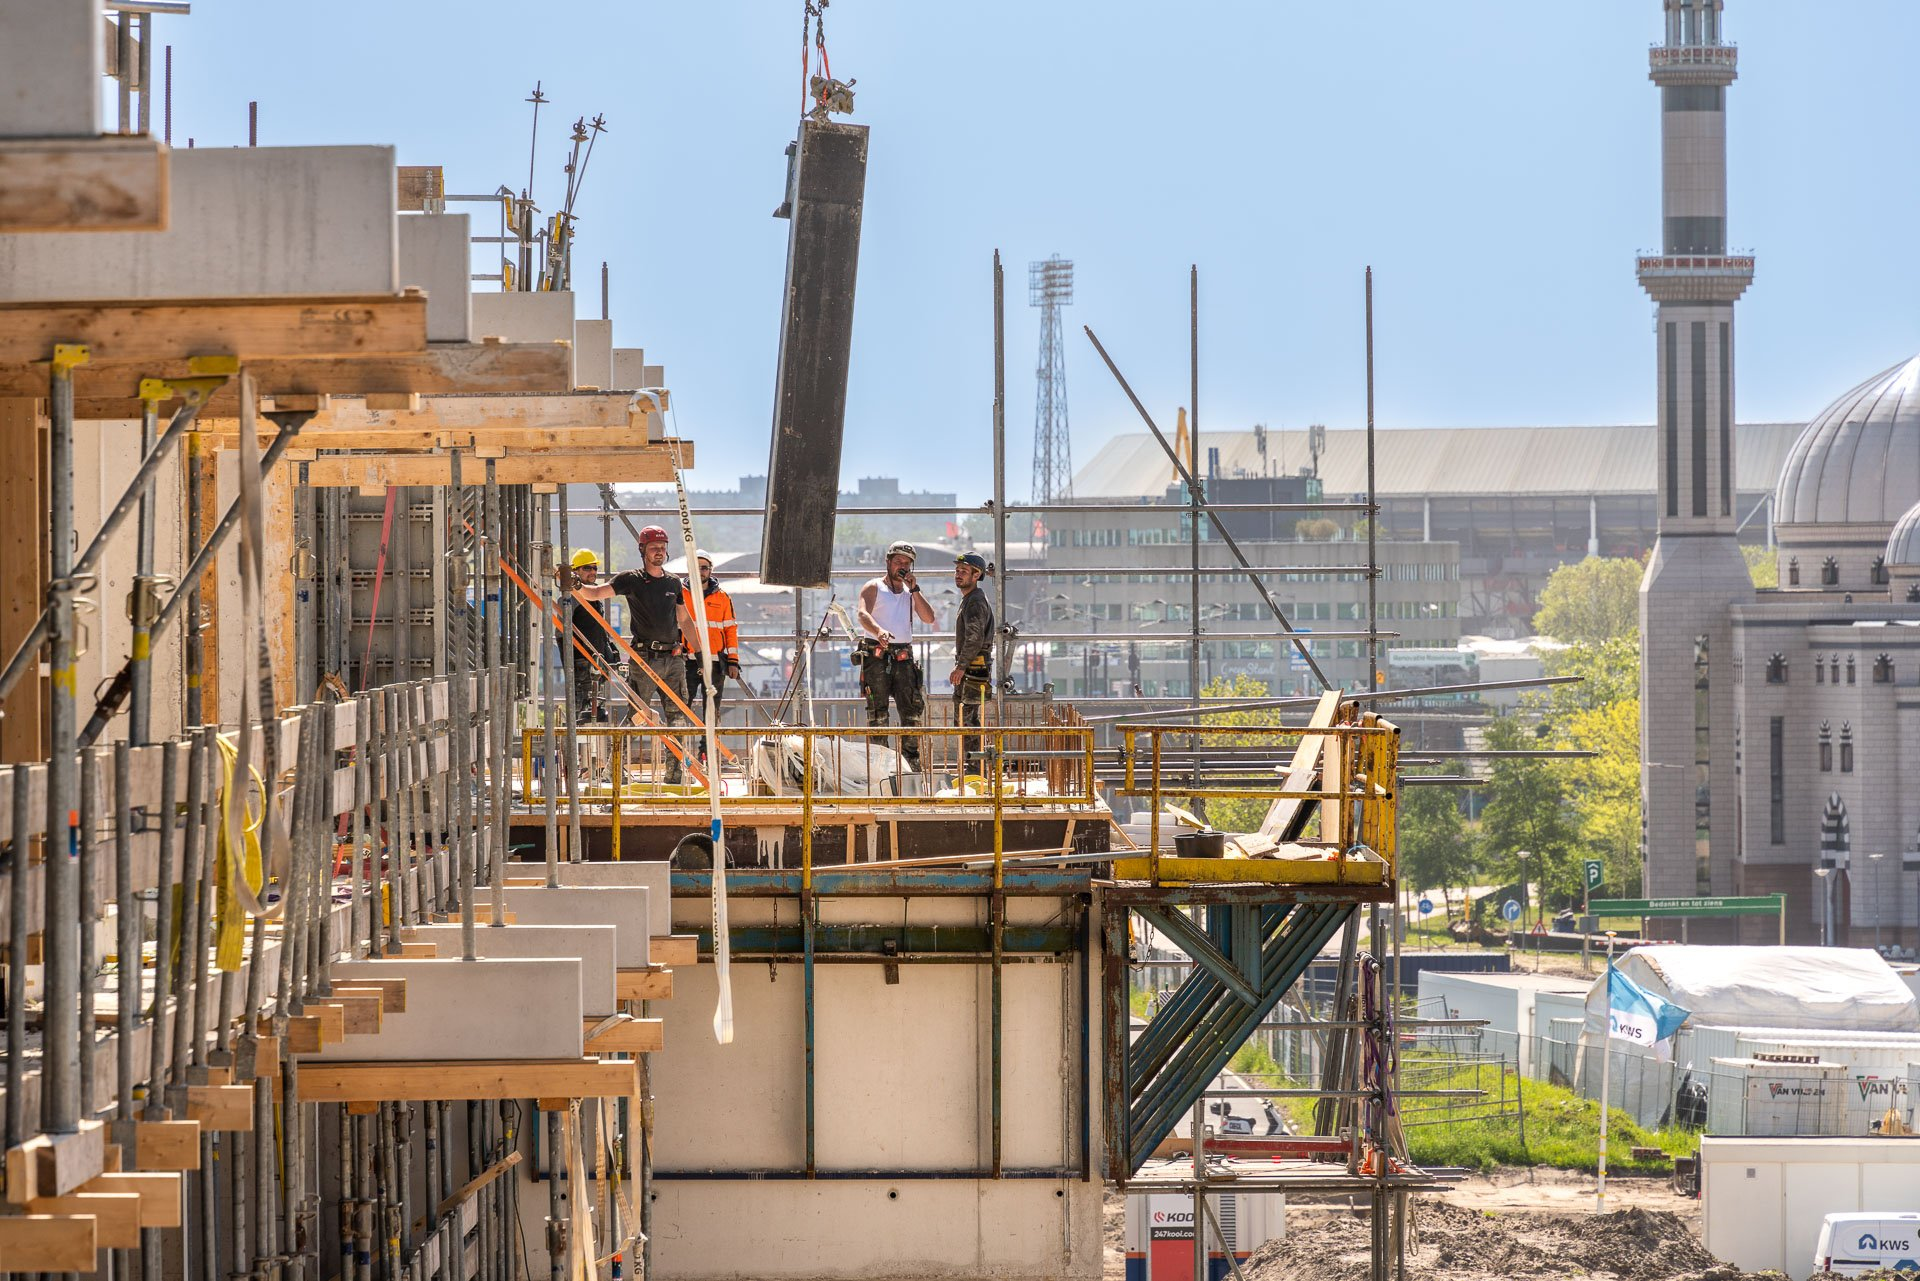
[
  {"xmin": 636, "ymin": 646, "xmax": 691, "ymax": 783},
  {"xmin": 861, "ymin": 652, "xmax": 925, "ymax": 767},
  {"xmin": 955, "ymin": 672, "xmax": 991, "ymax": 774}
]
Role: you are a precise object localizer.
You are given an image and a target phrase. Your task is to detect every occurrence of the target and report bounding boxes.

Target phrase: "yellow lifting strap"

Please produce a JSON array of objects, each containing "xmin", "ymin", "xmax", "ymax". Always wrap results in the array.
[{"xmin": 211, "ymin": 732, "xmax": 267, "ymax": 972}]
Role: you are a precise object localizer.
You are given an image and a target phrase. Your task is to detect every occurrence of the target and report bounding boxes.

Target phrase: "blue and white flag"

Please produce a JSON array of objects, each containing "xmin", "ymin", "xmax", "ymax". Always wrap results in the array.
[{"xmin": 1606, "ymin": 962, "xmax": 1690, "ymax": 1050}]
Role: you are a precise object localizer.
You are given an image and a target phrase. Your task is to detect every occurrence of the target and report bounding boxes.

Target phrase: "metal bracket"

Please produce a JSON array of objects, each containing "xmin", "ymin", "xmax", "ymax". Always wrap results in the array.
[
  {"xmin": 52, "ymin": 343, "xmax": 90, "ymax": 372},
  {"xmin": 881, "ymin": 937, "xmax": 900, "ymax": 985},
  {"xmin": 126, "ymin": 573, "xmax": 171, "ymax": 626}
]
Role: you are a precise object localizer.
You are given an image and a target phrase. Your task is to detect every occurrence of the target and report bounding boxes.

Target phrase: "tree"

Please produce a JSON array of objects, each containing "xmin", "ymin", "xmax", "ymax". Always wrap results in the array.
[
  {"xmin": 1743, "ymin": 543, "xmax": 1778, "ymax": 589},
  {"xmin": 1531, "ymin": 556, "xmax": 1644, "ymax": 646},
  {"xmin": 1538, "ymin": 635, "xmax": 1639, "ymax": 713},
  {"xmin": 1398, "ymin": 772, "xmax": 1480, "ymax": 910},
  {"xmin": 1551, "ymin": 695, "xmax": 1643, "ymax": 896},
  {"xmin": 1191, "ymin": 673, "xmax": 1281, "ymax": 833},
  {"xmin": 1477, "ymin": 714, "xmax": 1583, "ymax": 912}
]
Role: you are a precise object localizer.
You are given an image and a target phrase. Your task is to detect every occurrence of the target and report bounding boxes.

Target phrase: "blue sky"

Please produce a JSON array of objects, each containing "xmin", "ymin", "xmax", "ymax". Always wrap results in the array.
[{"xmin": 162, "ymin": 2, "xmax": 1920, "ymax": 498}]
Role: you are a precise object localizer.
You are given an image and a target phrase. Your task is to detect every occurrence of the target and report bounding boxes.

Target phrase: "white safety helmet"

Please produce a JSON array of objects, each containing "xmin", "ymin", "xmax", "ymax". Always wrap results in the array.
[{"xmin": 885, "ymin": 541, "xmax": 917, "ymax": 562}]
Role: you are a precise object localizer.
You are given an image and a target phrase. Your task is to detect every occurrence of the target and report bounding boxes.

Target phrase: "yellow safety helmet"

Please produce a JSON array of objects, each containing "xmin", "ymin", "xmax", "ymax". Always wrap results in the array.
[{"xmin": 570, "ymin": 548, "xmax": 601, "ymax": 570}]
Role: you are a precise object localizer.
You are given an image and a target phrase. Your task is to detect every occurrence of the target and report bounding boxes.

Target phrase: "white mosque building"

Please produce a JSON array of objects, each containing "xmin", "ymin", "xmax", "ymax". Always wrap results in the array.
[{"xmin": 1636, "ymin": 0, "xmax": 1920, "ymax": 946}]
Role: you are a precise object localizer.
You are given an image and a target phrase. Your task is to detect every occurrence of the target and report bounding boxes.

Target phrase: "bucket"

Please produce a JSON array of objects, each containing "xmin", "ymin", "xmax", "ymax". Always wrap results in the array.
[
  {"xmin": 1191, "ymin": 830, "xmax": 1225, "ymax": 858},
  {"xmin": 1172, "ymin": 832, "xmax": 1198, "ymax": 857}
]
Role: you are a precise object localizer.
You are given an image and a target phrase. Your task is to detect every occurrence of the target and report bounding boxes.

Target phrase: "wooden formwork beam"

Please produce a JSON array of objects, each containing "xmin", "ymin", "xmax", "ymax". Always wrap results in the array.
[
  {"xmin": 298, "ymin": 1058, "xmax": 639, "ymax": 1103},
  {"xmin": 0, "ymin": 137, "xmax": 168, "ymax": 234}
]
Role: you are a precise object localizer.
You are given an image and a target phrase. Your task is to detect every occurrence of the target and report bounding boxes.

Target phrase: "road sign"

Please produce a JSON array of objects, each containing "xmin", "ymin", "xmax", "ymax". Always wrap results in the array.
[
  {"xmin": 1417, "ymin": 897, "xmax": 1434, "ymax": 917},
  {"xmin": 1584, "ymin": 859, "xmax": 1604, "ymax": 892},
  {"xmin": 1530, "ymin": 920, "xmax": 1548, "ymax": 936},
  {"xmin": 1588, "ymin": 895, "xmax": 1784, "ymax": 919},
  {"xmin": 1501, "ymin": 899, "xmax": 1521, "ymax": 923},
  {"xmin": 1287, "ymin": 628, "xmax": 1314, "ymax": 671}
]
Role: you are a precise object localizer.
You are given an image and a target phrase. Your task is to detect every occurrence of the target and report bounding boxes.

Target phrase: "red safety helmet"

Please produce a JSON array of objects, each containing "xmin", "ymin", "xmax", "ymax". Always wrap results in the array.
[{"xmin": 638, "ymin": 524, "xmax": 670, "ymax": 547}]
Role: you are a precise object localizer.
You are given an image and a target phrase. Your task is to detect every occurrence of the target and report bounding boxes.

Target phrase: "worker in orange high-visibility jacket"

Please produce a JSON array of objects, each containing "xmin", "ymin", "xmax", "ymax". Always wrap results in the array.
[{"xmin": 682, "ymin": 552, "xmax": 741, "ymax": 746}]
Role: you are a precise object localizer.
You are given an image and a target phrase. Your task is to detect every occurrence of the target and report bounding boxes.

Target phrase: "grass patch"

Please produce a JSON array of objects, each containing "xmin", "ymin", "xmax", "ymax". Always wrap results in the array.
[{"xmin": 1400, "ymin": 1066, "xmax": 1695, "ymax": 1174}]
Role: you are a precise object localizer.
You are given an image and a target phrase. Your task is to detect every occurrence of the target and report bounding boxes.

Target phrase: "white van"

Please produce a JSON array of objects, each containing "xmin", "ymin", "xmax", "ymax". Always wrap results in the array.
[{"xmin": 1814, "ymin": 1212, "xmax": 1920, "ymax": 1275}]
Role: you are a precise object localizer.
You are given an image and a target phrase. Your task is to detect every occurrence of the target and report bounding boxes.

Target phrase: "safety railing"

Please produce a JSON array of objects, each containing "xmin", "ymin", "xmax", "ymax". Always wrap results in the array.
[
  {"xmin": 519, "ymin": 721, "xmax": 1100, "ymax": 870},
  {"xmin": 1113, "ymin": 706, "xmax": 1398, "ymax": 885}
]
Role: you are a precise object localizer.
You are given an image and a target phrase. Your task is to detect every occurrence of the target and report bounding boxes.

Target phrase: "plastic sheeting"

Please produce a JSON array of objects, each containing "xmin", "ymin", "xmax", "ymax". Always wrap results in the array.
[{"xmin": 1598, "ymin": 946, "xmax": 1920, "ymax": 1034}]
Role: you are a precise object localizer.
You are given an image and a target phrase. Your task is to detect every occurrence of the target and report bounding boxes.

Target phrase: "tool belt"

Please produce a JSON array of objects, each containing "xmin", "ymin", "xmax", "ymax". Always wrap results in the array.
[{"xmin": 857, "ymin": 639, "xmax": 914, "ymax": 663}]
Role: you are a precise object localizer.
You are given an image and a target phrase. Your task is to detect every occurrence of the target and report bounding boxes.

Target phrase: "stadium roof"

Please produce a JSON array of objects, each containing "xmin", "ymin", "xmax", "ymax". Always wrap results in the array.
[{"xmin": 1071, "ymin": 423, "xmax": 1806, "ymax": 500}]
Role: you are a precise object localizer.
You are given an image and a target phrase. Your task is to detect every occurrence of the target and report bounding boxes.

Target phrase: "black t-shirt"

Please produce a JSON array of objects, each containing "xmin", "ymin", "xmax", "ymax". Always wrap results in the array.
[
  {"xmin": 571, "ymin": 598, "xmax": 617, "ymax": 666},
  {"xmin": 610, "ymin": 569, "xmax": 685, "ymax": 646}
]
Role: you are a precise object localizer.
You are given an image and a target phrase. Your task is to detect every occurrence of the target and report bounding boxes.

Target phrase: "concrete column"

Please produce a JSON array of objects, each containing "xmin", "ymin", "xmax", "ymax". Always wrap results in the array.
[
  {"xmin": 1589, "ymin": 496, "xmax": 1600, "ymax": 557},
  {"xmin": 1421, "ymin": 497, "xmax": 1431, "ymax": 543},
  {"xmin": 0, "ymin": 0, "xmax": 101, "ymax": 137}
]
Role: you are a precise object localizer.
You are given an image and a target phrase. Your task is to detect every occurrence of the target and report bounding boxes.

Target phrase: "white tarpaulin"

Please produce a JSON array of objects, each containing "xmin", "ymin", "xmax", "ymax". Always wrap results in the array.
[
  {"xmin": 1576, "ymin": 946, "xmax": 1920, "ymax": 1129},
  {"xmin": 1593, "ymin": 946, "xmax": 1920, "ymax": 1035}
]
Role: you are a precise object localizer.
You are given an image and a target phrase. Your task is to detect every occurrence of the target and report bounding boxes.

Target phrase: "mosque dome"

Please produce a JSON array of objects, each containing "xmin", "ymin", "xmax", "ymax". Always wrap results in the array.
[
  {"xmin": 1887, "ymin": 498, "xmax": 1920, "ymax": 572},
  {"xmin": 1775, "ymin": 353, "xmax": 1920, "ymax": 528}
]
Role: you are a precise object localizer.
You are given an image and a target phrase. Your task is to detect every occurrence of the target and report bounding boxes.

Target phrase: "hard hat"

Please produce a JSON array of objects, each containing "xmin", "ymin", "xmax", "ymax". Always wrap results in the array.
[
  {"xmin": 696, "ymin": 549, "xmax": 714, "ymax": 565},
  {"xmin": 570, "ymin": 548, "xmax": 600, "ymax": 570},
  {"xmin": 638, "ymin": 524, "xmax": 670, "ymax": 547},
  {"xmin": 885, "ymin": 540, "xmax": 917, "ymax": 562},
  {"xmin": 955, "ymin": 552, "xmax": 988, "ymax": 573}
]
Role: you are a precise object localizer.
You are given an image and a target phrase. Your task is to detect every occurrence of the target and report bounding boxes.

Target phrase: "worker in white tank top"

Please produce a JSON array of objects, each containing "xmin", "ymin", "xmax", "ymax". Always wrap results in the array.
[{"xmin": 856, "ymin": 541, "xmax": 937, "ymax": 768}]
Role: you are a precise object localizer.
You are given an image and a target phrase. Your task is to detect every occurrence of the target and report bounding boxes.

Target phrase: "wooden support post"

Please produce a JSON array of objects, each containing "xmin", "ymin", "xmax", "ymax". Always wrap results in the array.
[{"xmin": 0, "ymin": 397, "xmax": 44, "ymax": 762}]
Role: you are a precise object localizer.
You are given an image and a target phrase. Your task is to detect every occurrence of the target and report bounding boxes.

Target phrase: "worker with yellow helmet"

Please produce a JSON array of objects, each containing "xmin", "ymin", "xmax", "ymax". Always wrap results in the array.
[{"xmin": 565, "ymin": 547, "xmax": 618, "ymax": 724}]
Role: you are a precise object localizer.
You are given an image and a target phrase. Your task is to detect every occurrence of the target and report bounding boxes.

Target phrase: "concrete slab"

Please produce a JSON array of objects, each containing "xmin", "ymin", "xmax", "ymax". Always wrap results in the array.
[
  {"xmin": 0, "ymin": 146, "xmax": 397, "ymax": 301},
  {"xmin": 498, "ymin": 886, "xmax": 650, "ymax": 966},
  {"xmin": 406, "ymin": 923, "xmax": 618, "ymax": 1013},
  {"xmin": 0, "ymin": 0, "xmax": 100, "ymax": 138},
  {"xmin": 611, "ymin": 347, "xmax": 646, "ymax": 390},
  {"xmin": 398, "ymin": 213, "xmax": 472, "ymax": 342},
  {"xmin": 471, "ymin": 290, "xmax": 574, "ymax": 345},
  {"xmin": 317, "ymin": 958, "xmax": 583, "ymax": 1061},
  {"xmin": 548, "ymin": 862, "xmax": 671, "ymax": 935},
  {"xmin": 573, "ymin": 318, "xmax": 612, "ymax": 390}
]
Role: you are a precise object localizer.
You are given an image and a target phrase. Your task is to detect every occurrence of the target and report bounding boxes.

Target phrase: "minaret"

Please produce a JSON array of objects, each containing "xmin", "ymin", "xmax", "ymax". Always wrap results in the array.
[{"xmin": 1637, "ymin": 0, "xmax": 1755, "ymax": 909}]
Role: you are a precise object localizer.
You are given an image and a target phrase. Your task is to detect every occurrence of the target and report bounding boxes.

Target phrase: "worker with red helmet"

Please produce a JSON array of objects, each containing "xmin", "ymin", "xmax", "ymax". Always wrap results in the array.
[{"xmin": 575, "ymin": 523, "xmax": 700, "ymax": 783}]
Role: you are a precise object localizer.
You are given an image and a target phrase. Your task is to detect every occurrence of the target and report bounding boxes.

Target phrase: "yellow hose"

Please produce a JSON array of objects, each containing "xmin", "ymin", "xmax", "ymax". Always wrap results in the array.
[{"xmin": 211, "ymin": 732, "xmax": 267, "ymax": 971}]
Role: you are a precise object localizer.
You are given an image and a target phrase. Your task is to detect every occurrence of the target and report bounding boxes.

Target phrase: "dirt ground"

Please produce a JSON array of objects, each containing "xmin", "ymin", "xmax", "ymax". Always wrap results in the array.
[{"xmin": 1102, "ymin": 1167, "xmax": 1820, "ymax": 1280}]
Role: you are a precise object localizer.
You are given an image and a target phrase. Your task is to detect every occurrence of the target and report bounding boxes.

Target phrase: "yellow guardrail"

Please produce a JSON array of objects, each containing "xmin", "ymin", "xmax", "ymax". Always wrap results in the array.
[
  {"xmin": 1113, "ymin": 708, "xmax": 1398, "ymax": 886},
  {"xmin": 519, "ymin": 722, "xmax": 1100, "ymax": 881}
]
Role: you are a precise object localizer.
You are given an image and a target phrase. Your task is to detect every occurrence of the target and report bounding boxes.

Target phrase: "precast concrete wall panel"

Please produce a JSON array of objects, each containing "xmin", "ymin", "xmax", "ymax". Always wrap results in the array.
[
  {"xmin": 0, "ymin": 0, "xmax": 101, "ymax": 137},
  {"xmin": 405, "ymin": 923, "xmax": 618, "ymax": 1013},
  {"xmin": 573, "ymin": 318, "xmax": 612, "ymax": 390},
  {"xmin": 471, "ymin": 290, "xmax": 574, "ymax": 345},
  {"xmin": 653, "ymin": 962, "xmax": 808, "ymax": 1170},
  {"xmin": 0, "ymin": 146, "xmax": 398, "ymax": 300},
  {"xmin": 551, "ymin": 860, "xmax": 671, "ymax": 935},
  {"xmin": 499, "ymin": 885, "xmax": 649, "ymax": 965},
  {"xmin": 398, "ymin": 213, "xmax": 472, "ymax": 341},
  {"xmin": 317, "ymin": 957, "xmax": 584, "ymax": 1061}
]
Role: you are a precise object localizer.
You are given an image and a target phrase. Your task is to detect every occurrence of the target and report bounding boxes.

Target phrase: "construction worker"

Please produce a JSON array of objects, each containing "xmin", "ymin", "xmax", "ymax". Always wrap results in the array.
[
  {"xmin": 576, "ymin": 524, "xmax": 700, "ymax": 783},
  {"xmin": 683, "ymin": 551, "xmax": 742, "ymax": 733},
  {"xmin": 565, "ymin": 548, "xmax": 618, "ymax": 725},
  {"xmin": 950, "ymin": 552, "xmax": 995, "ymax": 776},
  {"xmin": 856, "ymin": 540, "xmax": 935, "ymax": 770}
]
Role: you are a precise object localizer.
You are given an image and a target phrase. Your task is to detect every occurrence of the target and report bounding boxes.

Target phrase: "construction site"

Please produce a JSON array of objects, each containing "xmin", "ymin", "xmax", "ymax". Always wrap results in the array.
[{"xmin": 3, "ymin": 1, "xmax": 1890, "ymax": 1281}]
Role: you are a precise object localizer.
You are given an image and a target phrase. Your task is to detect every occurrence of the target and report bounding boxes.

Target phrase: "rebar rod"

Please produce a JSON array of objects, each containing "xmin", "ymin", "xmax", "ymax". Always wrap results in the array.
[
  {"xmin": 352, "ymin": 694, "xmax": 371, "ymax": 960},
  {"xmin": 383, "ymin": 688, "xmax": 404, "ymax": 953}
]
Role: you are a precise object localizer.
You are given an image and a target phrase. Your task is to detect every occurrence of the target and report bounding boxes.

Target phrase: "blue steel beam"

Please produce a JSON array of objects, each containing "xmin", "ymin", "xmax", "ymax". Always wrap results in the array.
[
  {"xmin": 1126, "ymin": 903, "xmax": 1354, "ymax": 1171},
  {"xmin": 1134, "ymin": 905, "xmax": 1259, "ymax": 1006}
]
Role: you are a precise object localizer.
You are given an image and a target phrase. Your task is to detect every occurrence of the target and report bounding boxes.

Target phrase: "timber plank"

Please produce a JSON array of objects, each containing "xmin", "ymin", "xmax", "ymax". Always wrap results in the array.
[
  {"xmin": 0, "ymin": 136, "xmax": 167, "ymax": 234},
  {"xmin": 583, "ymin": 1017, "xmax": 663, "ymax": 1055},
  {"xmin": 298, "ymin": 1058, "xmax": 639, "ymax": 1103},
  {"xmin": 649, "ymin": 935, "xmax": 698, "ymax": 967},
  {"xmin": 23, "ymin": 1192, "xmax": 139, "ymax": 1248},
  {"xmin": 184, "ymin": 1086, "xmax": 254, "ymax": 1131},
  {"xmin": 332, "ymin": 979, "xmax": 407, "ymax": 1014},
  {"xmin": 615, "ymin": 968, "xmax": 672, "ymax": 1002},
  {"xmin": 84, "ymin": 1173, "xmax": 182, "ymax": 1228},
  {"xmin": 0, "ymin": 1214, "xmax": 97, "ymax": 1271},
  {"xmin": 131, "ymin": 1121, "xmax": 200, "ymax": 1172},
  {"xmin": 35, "ymin": 1122, "xmax": 105, "ymax": 1198},
  {"xmin": 58, "ymin": 341, "xmax": 576, "ymax": 416},
  {"xmin": 0, "ymin": 294, "xmax": 427, "ymax": 365},
  {"xmin": 302, "ymin": 444, "xmax": 692, "ymax": 489}
]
